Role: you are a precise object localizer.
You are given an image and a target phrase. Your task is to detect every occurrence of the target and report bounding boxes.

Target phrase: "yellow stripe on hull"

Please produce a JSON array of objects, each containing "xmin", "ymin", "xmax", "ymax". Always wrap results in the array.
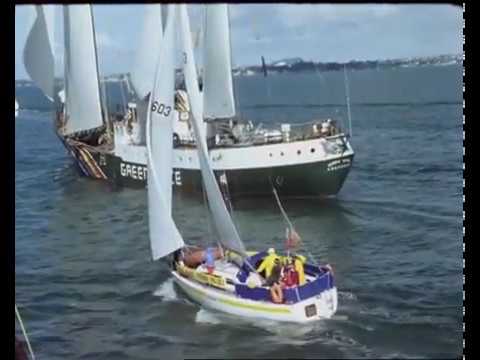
[
  {"xmin": 173, "ymin": 271, "xmax": 291, "ymax": 315},
  {"xmin": 217, "ymin": 297, "xmax": 291, "ymax": 314}
]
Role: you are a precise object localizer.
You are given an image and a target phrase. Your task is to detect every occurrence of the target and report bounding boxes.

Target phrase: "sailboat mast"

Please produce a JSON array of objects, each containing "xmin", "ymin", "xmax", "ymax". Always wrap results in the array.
[
  {"xmin": 226, "ymin": 4, "xmax": 239, "ymax": 120},
  {"xmin": 62, "ymin": 5, "xmax": 69, "ymax": 130},
  {"xmin": 202, "ymin": 5, "xmax": 214, "ymax": 145},
  {"xmin": 343, "ymin": 64, "xmax": 353, "ymax": 138},
  {"xmin": 89, "ymin": 5, "xmax": 108, "ymax": 128}
]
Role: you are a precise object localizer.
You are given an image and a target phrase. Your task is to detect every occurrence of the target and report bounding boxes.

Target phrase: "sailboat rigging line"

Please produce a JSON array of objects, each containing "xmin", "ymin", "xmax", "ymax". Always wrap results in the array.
[
  {"xmin": 343, "ymin": 64, "xmax": 353, "ymax": 138},
  {"xmin": 270, "ymin": 181, "xmax": 321, "ymax": 267},
  {"xmin": 201, "ymin": 178, "xmax": 216, "ymax": 247},
  {"xmin": 271, "ymin": 185, "xmax": 294, "ymax": 230},
  {"xmin": 119, "ymin": 79, "xmax": 128, "ymax": 114},
  {"xmin": 15, "ymin": 305, "xmax": 35, "ymax": 360},
  {"xmin": 62, "ymin": 6, "xmax": 70, "ymax": 130},
  {"xmin": 101, "ymin": 80, "xmax": 112, "ymax": 140}
]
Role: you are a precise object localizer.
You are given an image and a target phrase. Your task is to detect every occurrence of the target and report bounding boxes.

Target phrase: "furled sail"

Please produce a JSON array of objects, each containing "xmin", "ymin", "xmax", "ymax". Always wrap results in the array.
[
  {"xmin": 131, "ymin": 5, "xmax": 163, "ymax": 100},
  {"xmin": 63, "ymin": 5, "xmax": 104, "ymax": 135},
  {"xmin": 146, "ymin": 5, "xmax": 184, "ymax": 261},
  {"xmin": 23, "ymin": 5, "xmax": 55, "ymax": 101},
  {"xmin": 202, "ymin": 4, "xmax": 236, "ymax": 120},
  {"xmin": 178, "ymin": 5, "xmax": 246, "ymax": 256}
]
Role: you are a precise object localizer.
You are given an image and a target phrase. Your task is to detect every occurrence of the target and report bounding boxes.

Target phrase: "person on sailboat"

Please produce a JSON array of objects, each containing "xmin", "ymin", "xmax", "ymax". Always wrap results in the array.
[
  {"xmin": 266, "ymin": 258, "xmax": 285, "ymax": 303},
  {"xmin": 293, "ymin": 254, "xmax": 307, "ymax": 285},
  {"xmin": 204, "ymin": 247, "xmax": 216, "ymax": 274},
  {"xmin": 320, "ymin": 120, "xmax": 330, "ymax": 136},
  {"xmin": 281, "ymin": 257, "xmax": 299, "ymax": 288},
  {"xmin": 265, "ymin": 257, "xmax": 283, "ymax": 287},
  {"xmin": 256, "ymin": 248, "xmax": 279, "ymax": 279}
]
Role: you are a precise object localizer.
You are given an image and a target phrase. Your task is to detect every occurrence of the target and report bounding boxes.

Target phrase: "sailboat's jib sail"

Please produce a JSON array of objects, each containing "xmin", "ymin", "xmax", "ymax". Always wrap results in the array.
[
  {"xmin": 131, "ymin": 5, "xmax": 163, "ymax": 100},
  {"xmin": 23, "ymin": 5, "xmax": 55, "ymax": 101},
  {"xmin": 179, "ymin": 5, "xmax": 246, "ymax": 257},
  {"xmin": 202, "ymin": 4, "xmax": 236, "ymax": 120},
  {"xmin": 63, "ymin": 5, "xmax": 104, "ymax": 136},
  {"xmin": 147, "ymin": 5, "xmax": 184, "ymax": 260}
]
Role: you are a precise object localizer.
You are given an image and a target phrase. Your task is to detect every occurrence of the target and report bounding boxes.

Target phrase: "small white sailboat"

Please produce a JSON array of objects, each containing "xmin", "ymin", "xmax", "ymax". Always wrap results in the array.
[
  {"xmin": 15, "ymin": 99, "xmax": 19, "ymax": 117},
  {"xmin": 147, "ymin": 5, "xmax": 337, "ymax": 323}
]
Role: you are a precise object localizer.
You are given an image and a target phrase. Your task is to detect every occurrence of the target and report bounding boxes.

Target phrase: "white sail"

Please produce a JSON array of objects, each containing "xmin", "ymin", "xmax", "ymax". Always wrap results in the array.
[
  {"xmin": 131, "ymin": 5, "xmax": 163, "ymax": 100},
  {"xmin": 178, "ymin": 5, "xmax": 246, "ymax": 256},
  {"xmin": 23, "ymin": 5, "xmax": 55, "ymax": 101},
  {"xmin": 202, "ymin": 4, "xmax": 236, "ymax": 120},
  {"xmin": 146, "ymin": 5, "xmax": 184, "ymax": 261},
  {"xmin": 63, "ymin": 5, "xmax": 104, "ymax": 135}
]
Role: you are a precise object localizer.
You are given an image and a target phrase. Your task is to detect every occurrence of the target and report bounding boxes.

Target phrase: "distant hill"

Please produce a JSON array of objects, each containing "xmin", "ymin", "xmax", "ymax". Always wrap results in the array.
[{"xmin": 235, "ymin": 54, "xmax": 462, "ymax": 75}]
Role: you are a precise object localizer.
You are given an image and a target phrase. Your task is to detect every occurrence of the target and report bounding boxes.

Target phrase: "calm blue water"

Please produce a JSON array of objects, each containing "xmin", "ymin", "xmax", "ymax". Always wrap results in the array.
[{"xmin": 15, "ymin": 65, "xmax": 463, "ymax": 359}]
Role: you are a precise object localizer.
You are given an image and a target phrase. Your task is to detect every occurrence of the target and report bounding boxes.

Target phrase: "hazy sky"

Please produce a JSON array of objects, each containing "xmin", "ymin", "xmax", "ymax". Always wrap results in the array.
[{"xmin": 15, "ymin": 4, "xmax": 463, "ymax": 79}]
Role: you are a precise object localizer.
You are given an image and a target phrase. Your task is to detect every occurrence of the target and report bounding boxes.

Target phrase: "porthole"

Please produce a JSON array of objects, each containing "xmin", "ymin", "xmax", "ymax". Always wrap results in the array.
[
  {"xmin": 269, "ymin": 153, "xmax": 273, "ymax": 157},
  {"xmin": 280, "ymin": 152, "xmax": 284, "ymax": 156},
  {"xmin": 297, "ymin": 150, "xmax": 301, "ymax": 155},
  {"xmin": 310, "ymin": 148, "xmax": 315, "ymax": 153}
]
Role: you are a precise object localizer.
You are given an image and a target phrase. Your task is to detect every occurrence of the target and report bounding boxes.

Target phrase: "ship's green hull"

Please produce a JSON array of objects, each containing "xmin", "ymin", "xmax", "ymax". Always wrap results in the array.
[{"xmin": 60, "ymin": 137, "xmax": 354, "ymax": 197}]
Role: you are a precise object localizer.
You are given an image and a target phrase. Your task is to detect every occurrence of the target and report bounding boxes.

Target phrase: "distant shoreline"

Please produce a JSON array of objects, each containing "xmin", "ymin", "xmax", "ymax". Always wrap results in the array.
[
  {"xmin": 15, "ymin": 54, "xmax": 462, "ymax": 83},
  {"xmin": 234, "ymin": 54, "xmax": 462, "ymax": 76}
]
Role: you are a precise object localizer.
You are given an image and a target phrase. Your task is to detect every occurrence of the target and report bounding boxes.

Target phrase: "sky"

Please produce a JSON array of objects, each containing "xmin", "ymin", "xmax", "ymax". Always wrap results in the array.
[{"xmin": 15, "ymin": 4, "xmax": 463, "ymax": 80}]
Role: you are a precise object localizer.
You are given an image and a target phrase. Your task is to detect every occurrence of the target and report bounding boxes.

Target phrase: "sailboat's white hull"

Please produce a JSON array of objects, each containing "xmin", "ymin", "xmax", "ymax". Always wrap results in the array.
[{"xmin": 171, "ymin": 270, "xmax": 338, "ymax": 323}]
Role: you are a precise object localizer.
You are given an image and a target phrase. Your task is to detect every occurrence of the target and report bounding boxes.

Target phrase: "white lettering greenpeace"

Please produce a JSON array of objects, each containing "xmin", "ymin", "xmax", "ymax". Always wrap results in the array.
[
  {"xmin": 120, "ymin": 162, "xmax": 181, "ymax": 185},
  {"xmin": 120, "ymin": 163, "xmax": 147, "ymax": 180}
]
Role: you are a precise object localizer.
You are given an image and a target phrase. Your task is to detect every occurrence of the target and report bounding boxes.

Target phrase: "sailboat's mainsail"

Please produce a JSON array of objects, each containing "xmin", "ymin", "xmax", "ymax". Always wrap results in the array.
[
  {"xmin": 131, "ymin": 5, "xmax": 163, "ymax": 100},
  {"xmin": 202, "ymin": 4, "xmax": 236, "ymax": 120},
  {"xmin": 63, "ymin": 5, "xmax": 104, "ymax": 135},
  {"xmin": 178, "ymin": 5, "xmax": 246, "ymax": 257},
  {"xmin": 23, "ymin": 5, "xmax": 55, "ymax": 101},
  {"xmin": 146, "ymin": 5, "xmax": 184, "ymax": 261}
]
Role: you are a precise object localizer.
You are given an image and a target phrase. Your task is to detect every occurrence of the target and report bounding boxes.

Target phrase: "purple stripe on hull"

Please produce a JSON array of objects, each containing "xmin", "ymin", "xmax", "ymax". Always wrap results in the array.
[{"xmin": 61, "ymin": 138, "xmax": 91, "ymax": 177}]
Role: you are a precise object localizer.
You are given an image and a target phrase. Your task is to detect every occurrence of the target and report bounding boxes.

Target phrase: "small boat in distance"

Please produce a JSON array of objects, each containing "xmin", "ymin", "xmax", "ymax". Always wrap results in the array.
[
  {"xmin": 147, "ymin": 5, "xmax": 338, "ymax": 323},
  {"xmin": 15, "ymin": 99, "xmax": 19, "ymax": 117}
]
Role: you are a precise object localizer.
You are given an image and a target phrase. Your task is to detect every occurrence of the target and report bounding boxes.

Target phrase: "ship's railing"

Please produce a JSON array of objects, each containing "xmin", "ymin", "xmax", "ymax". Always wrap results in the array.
[{"xmin": 175, "ymin": 118, "xmax": 349, "ymax": 154}]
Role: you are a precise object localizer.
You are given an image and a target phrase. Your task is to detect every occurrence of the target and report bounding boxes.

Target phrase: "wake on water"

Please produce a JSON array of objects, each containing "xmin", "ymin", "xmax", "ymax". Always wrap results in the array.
[{"xmin": 153, "ymin": 278, "xmax": 179, "ymax": 302}]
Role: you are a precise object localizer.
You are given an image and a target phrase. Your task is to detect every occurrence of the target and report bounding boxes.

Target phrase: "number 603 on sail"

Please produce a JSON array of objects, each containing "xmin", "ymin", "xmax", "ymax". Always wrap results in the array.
[{"xmin": 151, "ymin": 101, "xmax": 172, "ymax": 117}]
